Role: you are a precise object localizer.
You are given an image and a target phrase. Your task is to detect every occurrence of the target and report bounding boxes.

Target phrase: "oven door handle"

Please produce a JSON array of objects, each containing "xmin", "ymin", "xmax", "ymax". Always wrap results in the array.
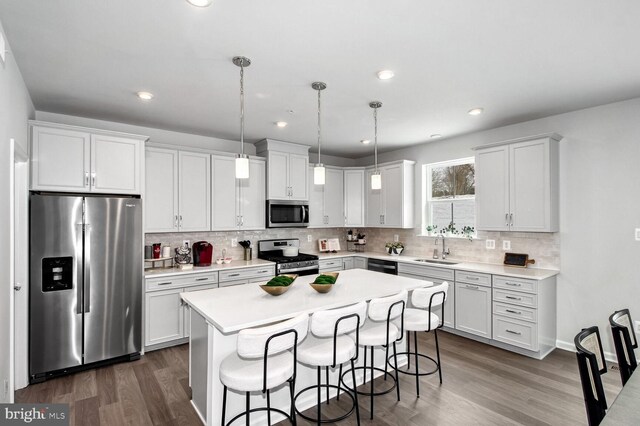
[
  {"xmin": 281, "ymin": 264, "xmax": 319, "ymax": 273},
  {"xmin": 369, "ymin": 264, "xmax": 397, "ymax": 270}
]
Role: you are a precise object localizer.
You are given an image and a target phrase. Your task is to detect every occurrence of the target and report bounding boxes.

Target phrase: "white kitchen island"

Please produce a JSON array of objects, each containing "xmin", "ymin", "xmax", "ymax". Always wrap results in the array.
[{"xmin": 181, "ymin": 269, "xmax": 432, "ymax": 425}]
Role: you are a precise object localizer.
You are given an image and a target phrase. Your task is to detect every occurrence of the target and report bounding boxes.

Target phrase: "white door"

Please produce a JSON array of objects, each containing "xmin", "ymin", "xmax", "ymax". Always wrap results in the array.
[
  {"xmin": 454, "ymin": 283, "xmax": 491, "ymax": 338},
  {"xmin": 365, "ymin": 169, "xmax": 383, "ymax": 226},
  {"xmin": 475, "ymin": 146, "xmax": 510, "ymax": 231},
  {"xmin": 267, "ymin": 151, "xmax": 289, "ymax": 199},
  {"xmin": 344, "ymin": 169, "xmax": 365, "ymax": 227},
  {"xmin": 31, "ymin": 126, "xmax": 90, "ymax": 192},
  {"xmin": 178, "ymin": 152, "xmax": 211, "ymax": 231},
  {"xmin": 145, "ymin": 289, "xmax": 185, "ymax": 347},
  {"xmin": 324, "ymin": 168, "xmax": 344, "ymax": 227},
  {"xmin": 90, "ymin": 134, "xmax": 141, "ymax": 194},
  {"xmin": 145, "ymin": 148, "xmax": 179, "ymax": 232},
  {"xmin": 211, "ymin": 156, "xmax": 238, "ymax": 230},
  {"xmin": 239, "ymin": 160, "xmax": 266, "ymax": 230},
  {"xmin": 510, "ymin": 139, "xmax": 549, "ymax": 231},
  {"xmin": 289, "ymin": 153, "xmax": 309, "ymax": 200},
  {"xmin": 381, "ymin": 165, "xmax": 403, "ymax": 227},
  {"xmin": 308, "ymin": 166, "xmax": 325, "ymax": 227}
]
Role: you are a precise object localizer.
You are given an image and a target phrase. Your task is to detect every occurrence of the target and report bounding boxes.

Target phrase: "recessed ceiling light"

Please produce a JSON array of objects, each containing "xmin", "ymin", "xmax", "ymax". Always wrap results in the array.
[
  {"xmin": 287, "ymin": 109, "xmax": 295, "ymax": 114},
  {"xmin": 377, "ymin": 70, "xmax": 395, "ymax": 80},
  {"xmin": 468, "ymin": 108, "xmax": 484, "ymax": 115},
  {"xmin": 186, "ymin": 0, "xmax": 213, "ymax": 7},
  {"xmin": 430, "ymin": 134, "xmax": 442, "ymax": 139},
  {"xmin": 360, "ymin": 139, "xmax": 371, "ymax": 145},
  {"xmin": 136, "ymin": 91, "xmax": 154, "ymax": 100},
  {"xmin": 276, "ymin": 121, "xmax": 288, "ymax": 128}
]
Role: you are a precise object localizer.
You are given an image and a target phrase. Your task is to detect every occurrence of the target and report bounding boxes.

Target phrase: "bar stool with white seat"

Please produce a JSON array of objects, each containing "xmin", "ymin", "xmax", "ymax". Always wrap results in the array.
[
  {"xmin": 341, "ymin": 290, "xmax": 407, "ymax": 420},
  {"xmin": 392, "ymin": 282, "xmax": 448, "ymax": 397},
  {"xmin": 294, "ymin": 301, "xmax": 367, "ymax": 425},
  {"xmin": 219, "ymin": 313, "xmax": 309, "ymax": 426}
]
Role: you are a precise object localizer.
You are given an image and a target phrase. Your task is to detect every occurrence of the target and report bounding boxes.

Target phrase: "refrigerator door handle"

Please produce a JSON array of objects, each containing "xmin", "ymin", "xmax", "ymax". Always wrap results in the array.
[
  {"xmin": 76, "ymin": 223, "xmax": 84, "ymax": 315},
  {"xmin": 84, "ymin": 224, "xmax": 91, "ymax": 313}
]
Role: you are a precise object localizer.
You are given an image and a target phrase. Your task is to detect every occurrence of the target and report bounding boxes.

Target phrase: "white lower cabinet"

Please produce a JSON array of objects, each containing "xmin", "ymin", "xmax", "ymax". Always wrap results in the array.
[
  {"xmin": 342, "ymin": 257, "xmax": 354, "ymax": 270},
  {"xmin": 218, "ymin": 266, "xmax": 276, "ymax": 288},
  {"xmin": 319, "ymin": 259, "xmax": 344, "ymax": 273},
  {"xmin": 354, "ymin": 257, "xmax": 368, "ymax": 270},
  {"xmin": 145, "ymin": 272, "xmax": 219, "ymax": 349},
  {"xmin": 454, "ymin": 270, "xmax": 492, "ymax": 338}
]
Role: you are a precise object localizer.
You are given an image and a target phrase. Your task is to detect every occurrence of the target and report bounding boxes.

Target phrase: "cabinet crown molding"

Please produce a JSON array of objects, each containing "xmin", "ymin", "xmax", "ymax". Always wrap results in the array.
[
  {"xmin": 255, "ymin": 138, "xmax": 311, "ymax": 155},
  {"xmin": 29, "ymin": 120, "xmax": 149, "ymax": 142},
  {"xmin": 472, "ymin": 133, "xmax": 562, "ymax": 151}
]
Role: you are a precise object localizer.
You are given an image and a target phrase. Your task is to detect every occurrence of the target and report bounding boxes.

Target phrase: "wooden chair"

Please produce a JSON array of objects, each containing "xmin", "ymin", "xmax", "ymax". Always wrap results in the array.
[
  {"xmin": 609, "ymin": 309, "xmax": 638, "ymax": 385},
  {"xmin": 574, "ymin": 326, "xmax": 608, "ymax": 426}
]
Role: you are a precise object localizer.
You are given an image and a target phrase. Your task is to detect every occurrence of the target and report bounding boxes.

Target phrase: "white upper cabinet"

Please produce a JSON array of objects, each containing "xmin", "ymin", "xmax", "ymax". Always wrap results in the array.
[
  {"xmin": 475, "ymin": 134, "xmax": 560, "ymax": 232},
  {"xmin": 145, "ymin": 148, "xmax": 179, "ymax": 232},
  {"xmin": 90, "ymin": 134, "xmax": 141, "ymax": 194},
  {"xmin": 211, "ymin": 155, "xmax": 265, "ymax": 231},
  {"xmin": 365, "ymin": 160, "xmax": 415, "ymax": 228},
  {"xmin": 178, "ymin": 151, "xmax": 211, "ymax": 232},
  {"xmin": 30, "ymin": 121, "xmax": 146, "ymax": 194},
  {"xmin": 256, "ymin": 139, "xmax": 310, "ymax": 201},
  {"xmin": 308, "ymin": 166, "xmax": 344, "ymax": 227},
  {"xmin": 344, "ymin": 169, "xmax": 365, "ymax": 227}
]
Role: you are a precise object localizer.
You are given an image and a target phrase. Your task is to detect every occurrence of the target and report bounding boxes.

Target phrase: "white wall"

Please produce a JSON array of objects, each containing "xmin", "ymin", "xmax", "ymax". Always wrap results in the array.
[
  {"xmin": 0, "ymin": 19, "xmax": 35, "ymax": 402},
  {"xmin": 358, "ymin": 97, "xmax": 640, "ymax": 358}
]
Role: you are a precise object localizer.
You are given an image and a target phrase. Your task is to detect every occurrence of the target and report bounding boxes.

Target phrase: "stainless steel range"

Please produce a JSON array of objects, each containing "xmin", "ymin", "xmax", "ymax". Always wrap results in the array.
[{"xmin": 258, "ymin": 238, "xmax": 319, "ymax": 276}]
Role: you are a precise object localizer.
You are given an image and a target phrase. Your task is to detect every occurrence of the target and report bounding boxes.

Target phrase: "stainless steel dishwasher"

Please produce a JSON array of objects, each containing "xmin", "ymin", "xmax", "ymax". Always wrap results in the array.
[{"xmin": 367, "ymin": 258, "xmax": 398, "ymax": 275}]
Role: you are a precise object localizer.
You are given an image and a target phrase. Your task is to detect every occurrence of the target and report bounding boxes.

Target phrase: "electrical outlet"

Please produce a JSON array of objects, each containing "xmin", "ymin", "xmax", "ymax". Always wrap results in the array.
[
  {"xmin": 307, "ymin": 235, "xmax": 312, "ymax": 242},
  {"xmin": 485, "ymin": 239, "xmax": 495, "ymax": 249},
  {"xmin": 635, "ymin": 320, "xmax": 640, "ymax": 334},
  {"xmin": 394, "ymin": 234, "xmax": 399, "ymax": 242},
  {"xmin": 503, "ymin": 240, "xmax": 511, "ymax": 250},
  {"xmin": 231, "ymin": 238, "xmax": 238, "ymax": 248},
  {"xmin": 635, "ymin": 228, "xmax": 640, "ymax": 241},
  {"xmin": 182, "ymin": 240, "xmax": 190, "ymax": 248}
]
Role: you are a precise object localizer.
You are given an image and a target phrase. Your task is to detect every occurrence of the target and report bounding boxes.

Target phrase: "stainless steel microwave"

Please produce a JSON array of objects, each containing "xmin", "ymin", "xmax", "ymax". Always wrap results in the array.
[{"xmin": 267, "ymin": 200, "xmax": 309, "ymax": 228}]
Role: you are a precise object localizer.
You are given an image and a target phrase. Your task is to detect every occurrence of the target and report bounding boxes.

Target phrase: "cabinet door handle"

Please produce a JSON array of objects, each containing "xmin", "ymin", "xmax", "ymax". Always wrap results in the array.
[
  {"xmin": 505, "ymin": 295, "xmax": 522, "ymax": 301},
  {"xmin": 195, "ymin": 277, "xmax": 209, "ymax": 281},
  {"xmin": 506, "ymin": 329, "xmax": 522, "ymax": 336},
  {"xmin": 228, "ymin": 273, "xmax": 240, "ymax": 277},
  {"xmin": 505, "ymin": 213, "xmax": 509, "ymax": 226},
  {"xmin": 505, "ymin": 282, "xmax": 521, "ymax": 287},
  {"xmin": 91, "ymin": 172, "xmax": 96, "ymax": 187},
  {"xmin": 258, "ymin": 270, "xmax": 270, "ymax": 274},
  {"xmin": 158, "ymin": 281, "xmax": 173, "ymax": 286},
  {"xmin": 465, "ymin": 284, "xmax": 479, "ymax": 290},
  {"xmin": 505, "ymin": 309, "xmax": 522, "ymax": 315},
  {"xmin": 85, "ymin": 172, "xmax": 89, "ymax": 187},
  {"xmin": 510, "ymin": 213, "xmax": 514, "ymax": 226},
  {"xmin": 179, "ymin": 215, "xmax": 183, "ymax": 227},
  {"xmin": 465, "ymin": 276, "xmax": 480, "ymax": 281}
]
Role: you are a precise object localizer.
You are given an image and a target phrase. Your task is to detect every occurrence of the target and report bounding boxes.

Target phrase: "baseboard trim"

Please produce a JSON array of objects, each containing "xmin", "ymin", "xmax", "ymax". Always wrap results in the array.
[{"xmin": 555, "ymin": 339, "xmax": 617, "ymax": 363}]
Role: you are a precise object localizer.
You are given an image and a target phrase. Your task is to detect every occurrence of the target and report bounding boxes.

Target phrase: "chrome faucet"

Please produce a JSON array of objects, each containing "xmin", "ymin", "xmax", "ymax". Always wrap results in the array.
[{"xmin": 435, "ymin": 235, "xmax": 450, "ymax": 260}]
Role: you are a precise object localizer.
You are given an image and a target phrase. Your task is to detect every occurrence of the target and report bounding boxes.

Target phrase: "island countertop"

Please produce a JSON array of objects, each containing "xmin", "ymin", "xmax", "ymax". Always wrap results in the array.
[{"xmin": 180, "ymin": 269, "xmax": 431, "ymax": 333}]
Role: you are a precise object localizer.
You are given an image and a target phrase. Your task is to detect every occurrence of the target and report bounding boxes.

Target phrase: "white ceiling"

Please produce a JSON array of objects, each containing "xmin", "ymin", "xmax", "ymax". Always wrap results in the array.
[{"xmin": 2, "ymin": 0, "xmax": 640, "ymax": 157}]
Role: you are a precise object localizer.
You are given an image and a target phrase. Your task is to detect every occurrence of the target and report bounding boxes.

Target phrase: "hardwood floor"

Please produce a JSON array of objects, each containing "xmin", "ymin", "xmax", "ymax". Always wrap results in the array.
[{"xmin": 16, "ymin": 332, "xmax": 622, "ymax": 425}]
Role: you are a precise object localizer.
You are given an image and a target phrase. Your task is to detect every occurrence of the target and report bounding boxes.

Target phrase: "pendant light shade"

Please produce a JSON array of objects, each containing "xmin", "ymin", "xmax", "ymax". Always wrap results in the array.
[
  {"xmin": 312, "ymin": 82, "xmax": 327, "ymax": 185},
  {"xmin": 233, "ymin": 56, "xmax": 251, "ymax": 179},
  {"xmin": 370, "ymin": 101, "xmax": 382, "ymax": 189}
]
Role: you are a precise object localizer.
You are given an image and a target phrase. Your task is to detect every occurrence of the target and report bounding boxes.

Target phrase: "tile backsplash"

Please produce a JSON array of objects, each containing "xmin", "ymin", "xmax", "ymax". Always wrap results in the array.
[{"xmin": 146, "ymin": 227, "xmax": 559, "ymax": 269}]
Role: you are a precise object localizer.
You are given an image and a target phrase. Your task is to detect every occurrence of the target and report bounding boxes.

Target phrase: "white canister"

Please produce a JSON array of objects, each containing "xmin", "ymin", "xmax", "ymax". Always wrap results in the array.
[{"xmin": 162, "ymin": 246, "xmax": 171, "ymax": 258}]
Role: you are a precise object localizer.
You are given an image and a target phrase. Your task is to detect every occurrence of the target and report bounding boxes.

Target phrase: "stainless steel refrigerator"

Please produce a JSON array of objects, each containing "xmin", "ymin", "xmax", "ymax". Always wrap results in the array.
[{"xmin": 29, "ymin": 193, "xmax": 142, "ymax": 382}]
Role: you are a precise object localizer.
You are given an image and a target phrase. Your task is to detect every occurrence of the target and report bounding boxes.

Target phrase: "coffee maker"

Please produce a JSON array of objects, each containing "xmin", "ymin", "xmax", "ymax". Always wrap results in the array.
[{"xmin": 192, "ymin": 241, "xmax": 213, "ymax": 267}]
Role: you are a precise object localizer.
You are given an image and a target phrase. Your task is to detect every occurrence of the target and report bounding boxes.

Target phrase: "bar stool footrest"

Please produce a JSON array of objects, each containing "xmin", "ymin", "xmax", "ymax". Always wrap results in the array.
[
  {"xmin": 390, "ymin": 351, "xmax": 439, "ymax": 377},
  {"xmin": 225, "ymin": 406, "xmax": 293, "ymax": 426},
  {"xmin": 340, "ymin": 366, "xmax": 397, "ymax": 396},
  {"xmin": 294, "ymin": 384, "xmax": 356, "ymax": 423}
]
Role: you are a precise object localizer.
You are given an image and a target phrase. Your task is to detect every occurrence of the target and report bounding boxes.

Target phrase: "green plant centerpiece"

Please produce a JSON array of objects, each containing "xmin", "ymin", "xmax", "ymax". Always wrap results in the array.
[
  {"xmin": 310, "ymin": 272, "xmax": 339, "ymax": 293},
  {"xmin": 260, "ymin": 274, "xmax": 297, "ymax": 296},
  {"xmin": 385, "ymin": 241, "xmax": 405, "ymax": 255}
]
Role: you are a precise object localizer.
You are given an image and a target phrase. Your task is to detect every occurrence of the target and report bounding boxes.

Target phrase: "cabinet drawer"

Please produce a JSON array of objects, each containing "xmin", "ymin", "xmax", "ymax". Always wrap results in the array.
[
  {"xmin": 219, "ymin": 279, "xmax": 249, "ymax": 288},
  {"xmin": 146, "ymin": 272, "xmax": 218, "ymax": 291},
  {"xmin": 493, "ymin": 276, "xmax": 537, "ymax": 294},
  {"xmin": 319, "ymin": 259, "xmax": 343, "ymax": 269},
  {"xmin": 219, "ymin": 266, "xmax": 275, "ymax": 282},
  {"xmin": 455, "ymin": 270, "xmax": 491, "ymax": 287},
  {"xmin": 398, "ymin": 263, "xmax": 454, "ymax": 281},
  {"xmin": 493, "ymin": 315, "xmax": 538, "ymax": 351},
  {"xmin": 493, "ymin": 301, "xmax": 537, "ymax": 322},
  {"xmin": 493, "ymin": 288, "xmax": 537, "ymax": 308}
]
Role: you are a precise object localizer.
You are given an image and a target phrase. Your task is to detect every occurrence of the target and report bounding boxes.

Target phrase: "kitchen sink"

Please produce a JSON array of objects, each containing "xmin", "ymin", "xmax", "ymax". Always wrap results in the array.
[{"xmin": 413, "ymin": 259, "xmax": 459, "ymax": 265}]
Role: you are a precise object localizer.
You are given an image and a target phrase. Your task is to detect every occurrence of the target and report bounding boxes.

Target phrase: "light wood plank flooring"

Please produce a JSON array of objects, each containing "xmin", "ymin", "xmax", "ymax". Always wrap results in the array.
[{"xmin": 16, "ymin": 332, "xmax": 622, "ymax": 425}]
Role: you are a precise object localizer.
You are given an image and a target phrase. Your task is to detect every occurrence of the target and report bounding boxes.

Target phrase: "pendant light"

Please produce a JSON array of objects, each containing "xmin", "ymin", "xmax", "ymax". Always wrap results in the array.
[
  {"xmin": 233, "ymin": 56, "xmax": 251, "ymax": 179},
  {"xmin": 370, "ymin": 101, "xmax": 382, "ymax": 190},
  {"xmin": 312, "ymin": 82, "xmax": 327, "ymax": 185}
]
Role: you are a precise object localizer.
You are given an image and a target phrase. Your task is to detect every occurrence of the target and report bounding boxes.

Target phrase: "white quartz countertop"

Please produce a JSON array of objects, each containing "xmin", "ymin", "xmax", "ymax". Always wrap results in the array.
[
  {"xmin": 144, "ymin": 258, "xmax": 275, "ymax": 278},
  {"xmin": 317, "ymin": 251, "xmax": 558, "ymax": 280},
  {"xmin": 180, "ymin": 269, "xmax": 431, "ymax": 333}
]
